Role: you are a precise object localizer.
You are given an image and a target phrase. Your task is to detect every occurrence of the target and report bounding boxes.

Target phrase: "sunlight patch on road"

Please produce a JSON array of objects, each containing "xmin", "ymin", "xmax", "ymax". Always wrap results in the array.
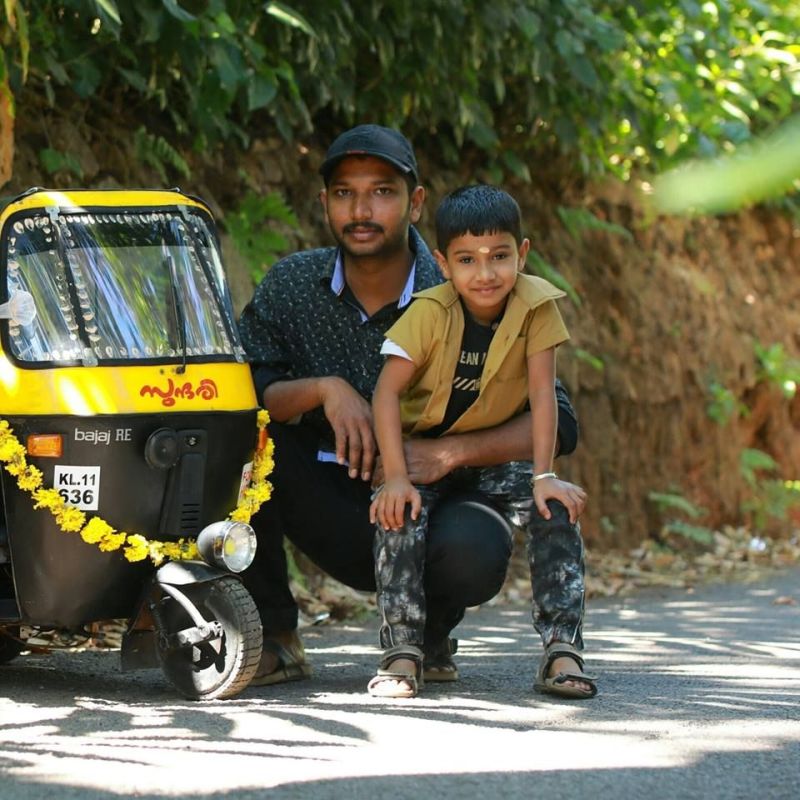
[{"xmin": 661, "ymin": 662, "xmax": 800, "ymax": 680}]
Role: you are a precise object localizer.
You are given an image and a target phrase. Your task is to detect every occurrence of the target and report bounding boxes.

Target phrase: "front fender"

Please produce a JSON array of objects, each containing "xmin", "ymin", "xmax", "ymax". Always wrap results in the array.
[
  {"xmin": 156, "ymin": 559, "xmax": 234, "ymax": 586},
  {"xmin": 121, "ymin": 561, "xmax": 238, "ymax": 671}
]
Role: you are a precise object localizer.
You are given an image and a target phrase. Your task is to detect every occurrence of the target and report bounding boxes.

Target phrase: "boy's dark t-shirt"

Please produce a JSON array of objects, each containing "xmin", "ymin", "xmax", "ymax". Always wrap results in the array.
[{"xmin": 422, "ymin": 300, "xmax": 501, "ymax": 438}]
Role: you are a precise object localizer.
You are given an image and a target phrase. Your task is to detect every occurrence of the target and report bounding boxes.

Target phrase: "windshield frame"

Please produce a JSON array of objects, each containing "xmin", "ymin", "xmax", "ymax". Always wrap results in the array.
[{"xmin": 1, "ymin": 203, "xmax": 245, "ymax": 369}]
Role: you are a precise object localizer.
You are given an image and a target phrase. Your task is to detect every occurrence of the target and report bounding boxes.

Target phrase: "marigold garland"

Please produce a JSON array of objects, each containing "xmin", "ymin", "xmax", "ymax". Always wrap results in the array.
[{"xmin": 0, "ymin": 410, "xmax": 273, "ymax": 566}]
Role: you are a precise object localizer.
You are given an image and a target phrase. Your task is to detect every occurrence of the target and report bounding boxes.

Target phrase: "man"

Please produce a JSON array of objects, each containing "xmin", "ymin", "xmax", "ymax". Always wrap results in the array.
[{"xmin": 238, "ymin": 124, "xmax": 590, "ymax": 692}]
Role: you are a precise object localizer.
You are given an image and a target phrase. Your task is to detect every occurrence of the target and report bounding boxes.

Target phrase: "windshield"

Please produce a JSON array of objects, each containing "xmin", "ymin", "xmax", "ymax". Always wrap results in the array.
[{"xmin": 3, "ymin": 207, "xmax": 244, "ymax": 365}]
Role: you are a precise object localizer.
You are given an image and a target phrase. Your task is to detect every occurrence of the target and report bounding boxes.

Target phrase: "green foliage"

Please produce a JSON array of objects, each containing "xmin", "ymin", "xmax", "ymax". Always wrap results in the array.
[
  {"xmin": 655, "ymin": 114, "xmax": 800, "ymax": 214},
  {"xmin": 739, "ymin": 448, "xmax": 800, "ymax": 530},
  {"xmin": 573, "ymin": 347, "xmax": 604, "ymax": 372},
  {"xmin": 741, "ymin": 477, "xmax": 800, "ymax": 532},
  {"xmin": 6, "ymin": 0, "xmax": 311, "ymax": 150},
  {"xmin": 739, "ymin": 447, "xmax": 778, "ymax": 487},
  {"xmin": 1, "ymin": 0, "xmax": 29, "ymax": 82},
  {"xmin": 706, "ymin": 379, "xmax": 745, "ymax": 425},
  {"xmin": 648, "ymin": 490, "xmax": 704, "ymax": 519},
  {"xmin": 705, "ymin": 342, "xmax": 798, "ymax": 428},
  {"xmin": 2, "ymin": 1, "xmax": 799, "ymax": 181},
  {"xmin": 133, "ymin": 126, "xmax": 190, "ymax": 183},
  {"xmin": 225, "ymin": 190, "xmax": 299, "ymax": 283},
  {"xmin": 39, "ymin": 147, "xmax": 83, "ymax": 179},
  {"xmin": 662, "ymin": 520, "xmax": 715, "ymax": 546},
  {"xmin": 754, "ymin": 341, "xmax": 800, "ymax": 399},
  {"xmin": 525, "ymin": 248, "xmax": 580, "ymax": 305},
  {"xmin": 648, "ymin": 490, "xmax": 714, "ymax": 545},
  {"xmin": 557, "ymin": 206, "xmax": 633, "ymax": 241}
]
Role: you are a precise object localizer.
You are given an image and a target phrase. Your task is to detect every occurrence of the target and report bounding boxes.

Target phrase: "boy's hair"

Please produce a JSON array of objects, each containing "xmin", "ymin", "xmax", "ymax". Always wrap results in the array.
[{"xmin": 435, "ymin": 184, "xmax": 522, "ymax": 254}]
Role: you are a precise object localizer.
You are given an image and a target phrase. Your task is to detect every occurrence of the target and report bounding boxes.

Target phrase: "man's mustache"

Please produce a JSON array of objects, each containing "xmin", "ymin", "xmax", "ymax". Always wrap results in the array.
[{"xmin": 343, "ymin": 222, "xmax": 384, "ymax": 234}]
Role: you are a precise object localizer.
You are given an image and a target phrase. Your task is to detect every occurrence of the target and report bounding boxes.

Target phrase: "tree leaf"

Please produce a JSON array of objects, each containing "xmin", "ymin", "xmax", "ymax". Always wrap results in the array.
[
  {"xmin": 39, "ymin": 147, "xmax": 84, "ymax": 179},
  {"xmin": 247, "ymin": 72, "xmax": 278, "ymax": 111},
  {"xmin": 501, "ymin": 151, "xmax": 531, "ymax": 182},
  {"xmin": 117, "ymin": 67, "xmax": 148, "ymax": 93},
  {"xmin": 93, "ymin": 0, "xmax": 121, "ymax": 26},
  {"xmin": 525, "ymin": 250, "xmax": 581, "ymax": 306},
  {"xmin": 161, "ymin": 0, "xmax": 195, "ymax": 23},
  {"xmin": 264, "ymin": 2, "xmax": 317, "ymax": 38}
]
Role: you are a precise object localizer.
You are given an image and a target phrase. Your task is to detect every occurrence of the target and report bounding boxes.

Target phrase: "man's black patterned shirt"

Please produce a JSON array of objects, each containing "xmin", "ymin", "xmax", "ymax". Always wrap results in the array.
[{"xmin": 237, "ymin": 227, "xmax": 443, "ymax": 444}]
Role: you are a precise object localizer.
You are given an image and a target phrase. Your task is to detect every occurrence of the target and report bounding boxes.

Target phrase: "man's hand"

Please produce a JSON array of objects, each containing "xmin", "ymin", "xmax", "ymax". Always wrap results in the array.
[
  {"xmin": 370, "ymin": 476, "xmax": 421, "ymax": 531},
  {"xmin": 533, "ymin": 476, "xmax": 587, "ymax": 523},
  {"xmin": 320, "ymin": 376, "xmax": 376, "ymax": 480},
  {"xmin": 373, "ymin": 437, "xmax": 453, "ymax": 486}
]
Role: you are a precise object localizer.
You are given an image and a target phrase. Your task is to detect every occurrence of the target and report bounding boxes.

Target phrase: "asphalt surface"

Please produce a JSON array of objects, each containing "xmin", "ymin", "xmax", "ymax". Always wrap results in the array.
[{"xmin": 1, "ymin": 568, "xmax": 798, "ymax": 800}]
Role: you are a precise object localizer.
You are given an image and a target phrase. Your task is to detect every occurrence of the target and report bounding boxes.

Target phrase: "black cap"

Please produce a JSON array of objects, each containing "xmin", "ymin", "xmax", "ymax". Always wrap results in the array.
[{"xmin": 319, "ymin": 124, "xmax": 419, "ymax": 183}]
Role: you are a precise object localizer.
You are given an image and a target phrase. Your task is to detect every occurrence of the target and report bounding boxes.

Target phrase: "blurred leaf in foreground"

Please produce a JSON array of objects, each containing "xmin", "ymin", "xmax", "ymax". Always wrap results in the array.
[{"xmin": 654, "ymin": 115, "xmax": 800, "ymax": 215}]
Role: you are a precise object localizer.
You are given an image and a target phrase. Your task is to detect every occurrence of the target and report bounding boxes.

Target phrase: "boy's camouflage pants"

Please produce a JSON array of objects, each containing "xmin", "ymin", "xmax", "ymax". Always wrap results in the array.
[{"xmin": 374, "ymin": 460, "xmax": 585, "ymax": 652}]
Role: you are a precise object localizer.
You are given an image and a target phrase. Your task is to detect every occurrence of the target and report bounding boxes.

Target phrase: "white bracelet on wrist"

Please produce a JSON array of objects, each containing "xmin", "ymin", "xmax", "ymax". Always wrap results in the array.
[{"xmin": 531, "ymin": 471, "xmax": 557, "ymax": 483}]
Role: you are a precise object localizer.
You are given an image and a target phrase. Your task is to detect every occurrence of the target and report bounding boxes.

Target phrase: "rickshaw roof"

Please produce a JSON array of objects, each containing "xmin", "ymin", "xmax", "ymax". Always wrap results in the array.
[{"xmin": 0, "ymin": 188, "xmax": 212, "ymax": 227}]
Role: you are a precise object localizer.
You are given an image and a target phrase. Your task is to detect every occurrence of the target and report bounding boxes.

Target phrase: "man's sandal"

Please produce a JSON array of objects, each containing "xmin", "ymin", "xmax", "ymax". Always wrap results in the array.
[
  {"xmin": 367, "ymin": 645, "xmax": 424, "ymax": 699},
  {"xmin": 423, "ymin": 637, "xmax": 459, "ymax": 682},
  {"xmin": 534, "ymin": 641, "xmax": 598, "ymax": 699},
  {"xmin": 250, "ymin": 633, "xmax": 313, "ymax": 687}
]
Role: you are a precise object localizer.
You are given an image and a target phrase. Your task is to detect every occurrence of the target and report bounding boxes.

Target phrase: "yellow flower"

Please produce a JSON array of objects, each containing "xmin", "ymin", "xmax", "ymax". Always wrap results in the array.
[
  {"xmin": 56, "ymin": 506, "xmax": 87, "ymax": 532},
  {"xmin": 81, "ymin": 517, "xmax": 115, "ymax": 544},
  {"xmin": 17, "ymin": 466, "xmax": 43, "ymax": 492},
  {"xmin": 252, "ymin": 449, "xmax": 274, "ymax": 481},
  {"xmin": 98, "ymin": 531, "xmax": 127, "ymax": 552},
  {"xmin": 124, "ymin": 535, "xmax": 150, "ymax": 562},
  {"xmin": 33, "ymin": 488, "xmax": 65, "ymax": 510},
  {"xmin": 146, "ymin": 545, "xmax": 167, "ymax": 566},
  {"xmin": 228, "ymin": 506, "xmax": 251, "ymax": 523},
  {"xmin": 0, "ymin": 436, "xmax": 26, "ymax": 463},
  {"xmin": 157, "ymin": 539, "xmax": 200, "ymax": 562}
]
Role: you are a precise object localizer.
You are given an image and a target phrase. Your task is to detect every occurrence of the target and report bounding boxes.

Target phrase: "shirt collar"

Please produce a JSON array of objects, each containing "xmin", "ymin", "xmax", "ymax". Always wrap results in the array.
[{"xmin": 330, "ymin": 250, "xmax": 417, "ymax": 311}]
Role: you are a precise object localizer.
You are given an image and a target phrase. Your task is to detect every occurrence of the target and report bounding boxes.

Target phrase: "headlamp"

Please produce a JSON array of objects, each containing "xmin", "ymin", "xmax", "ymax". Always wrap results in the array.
[{"xmin": 196, "ymin": 520, "xmax": 257, "ymax": 573}]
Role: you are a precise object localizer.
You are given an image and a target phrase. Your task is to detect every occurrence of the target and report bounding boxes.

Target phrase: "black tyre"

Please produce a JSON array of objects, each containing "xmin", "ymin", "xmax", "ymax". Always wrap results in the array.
[
  {"xmin": 155, "ymin": 577, "xmax": 262, "ymax": 700},
  {"xmin": 0, "ymin": 627, "xmax": 25, "ymax": 664}
]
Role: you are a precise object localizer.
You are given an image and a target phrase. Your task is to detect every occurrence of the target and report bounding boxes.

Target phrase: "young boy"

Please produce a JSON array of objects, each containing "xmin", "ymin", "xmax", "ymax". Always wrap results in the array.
[{"xmin": 368, "ymin": 185, "xmax": 594, "ymax": 699}]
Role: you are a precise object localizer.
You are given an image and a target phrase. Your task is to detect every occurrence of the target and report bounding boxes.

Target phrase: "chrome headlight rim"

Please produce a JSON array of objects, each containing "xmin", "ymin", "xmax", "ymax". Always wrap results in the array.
[{"xmin": 196, "ymin": 520, "xmax": 256, "ymax": 573}]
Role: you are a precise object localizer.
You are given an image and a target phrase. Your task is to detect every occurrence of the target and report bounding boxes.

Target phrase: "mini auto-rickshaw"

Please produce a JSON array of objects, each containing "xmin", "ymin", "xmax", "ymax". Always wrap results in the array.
[{"xmin": 0, "ymin": 188, "xmax": 268, "ymax": 700}]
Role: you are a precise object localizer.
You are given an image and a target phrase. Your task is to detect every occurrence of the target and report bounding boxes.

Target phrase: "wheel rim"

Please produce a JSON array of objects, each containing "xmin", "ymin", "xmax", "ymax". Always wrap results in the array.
[{"xmin": 155, "ymin": 577, "xmax": 261, "ymax": 700}]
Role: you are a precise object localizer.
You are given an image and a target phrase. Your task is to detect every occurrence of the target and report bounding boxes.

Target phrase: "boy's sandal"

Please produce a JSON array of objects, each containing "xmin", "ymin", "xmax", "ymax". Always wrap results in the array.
[
  {"xmin": 423, "ymin": 637, "xmax": 459, "ymax": 682},
  {"xmin": 367, "ymin": 644, "xmax": 424, "ymax": 699},
  {"xmin": 534, "ymin": 641, "xmax": 598, "ymax": 699}
]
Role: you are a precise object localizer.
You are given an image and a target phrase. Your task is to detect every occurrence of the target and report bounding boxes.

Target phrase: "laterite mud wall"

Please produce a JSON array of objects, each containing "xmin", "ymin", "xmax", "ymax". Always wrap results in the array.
[{"xmin": 9, "ymin": 127, "xmax": 800, "ymax": 548}]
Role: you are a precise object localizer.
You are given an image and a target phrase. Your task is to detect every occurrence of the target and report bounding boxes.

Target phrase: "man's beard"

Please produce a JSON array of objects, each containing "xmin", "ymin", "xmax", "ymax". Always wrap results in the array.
[{"xmin": 332, "ymin": 220, "xmax": 409, "ymax": 260}]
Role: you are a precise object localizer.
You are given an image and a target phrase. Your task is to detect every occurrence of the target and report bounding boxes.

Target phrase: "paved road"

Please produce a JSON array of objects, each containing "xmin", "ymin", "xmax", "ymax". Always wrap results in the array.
[{"xmin": 1, "ymin": 568, "xmax": 798, "ymax": 800}]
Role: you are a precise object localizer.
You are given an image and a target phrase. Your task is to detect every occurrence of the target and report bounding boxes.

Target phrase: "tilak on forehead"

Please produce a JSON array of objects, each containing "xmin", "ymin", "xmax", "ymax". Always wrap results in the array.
[{"xmin": 478, "ymin": 246, "xmax": 490, "ymax": 253}]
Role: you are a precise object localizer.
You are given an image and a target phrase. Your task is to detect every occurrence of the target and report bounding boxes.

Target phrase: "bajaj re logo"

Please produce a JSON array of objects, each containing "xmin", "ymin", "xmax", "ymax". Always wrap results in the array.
[
  {"xmin": 73, "ymin": 428, "xmax": 132, "ymax": 445},
  {"xmin": 74, "ymin": 428, "xmax": 111, "ymax": 445}
]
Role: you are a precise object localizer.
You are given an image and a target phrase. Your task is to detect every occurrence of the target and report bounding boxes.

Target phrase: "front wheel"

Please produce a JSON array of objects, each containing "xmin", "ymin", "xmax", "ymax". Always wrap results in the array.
[{"xmin": 155, "ymin": 577, "xmax": 262, "ymax": 700}]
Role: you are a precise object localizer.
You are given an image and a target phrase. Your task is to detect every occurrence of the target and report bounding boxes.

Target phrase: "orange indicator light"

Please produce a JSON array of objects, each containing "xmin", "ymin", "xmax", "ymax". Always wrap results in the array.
[{"xmin": 26, "ymin": 434, "xmax": 64, "ymax": 458}]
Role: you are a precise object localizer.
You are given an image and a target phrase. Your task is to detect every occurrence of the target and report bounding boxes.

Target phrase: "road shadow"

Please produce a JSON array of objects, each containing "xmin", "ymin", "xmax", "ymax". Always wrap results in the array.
[{"xmin": 0, "ymin": 569, "xmax": 797, "ymax": 797}]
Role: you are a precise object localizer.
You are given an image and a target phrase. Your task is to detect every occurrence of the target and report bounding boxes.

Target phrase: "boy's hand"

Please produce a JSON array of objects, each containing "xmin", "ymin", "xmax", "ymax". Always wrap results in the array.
[
  {"xmin": 370, "ymin": 476, "xmax": 422, "ymax": 531},
  {"xmin": 533, "ymin": 477, "xmax": 586, "ymax": 524}
]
